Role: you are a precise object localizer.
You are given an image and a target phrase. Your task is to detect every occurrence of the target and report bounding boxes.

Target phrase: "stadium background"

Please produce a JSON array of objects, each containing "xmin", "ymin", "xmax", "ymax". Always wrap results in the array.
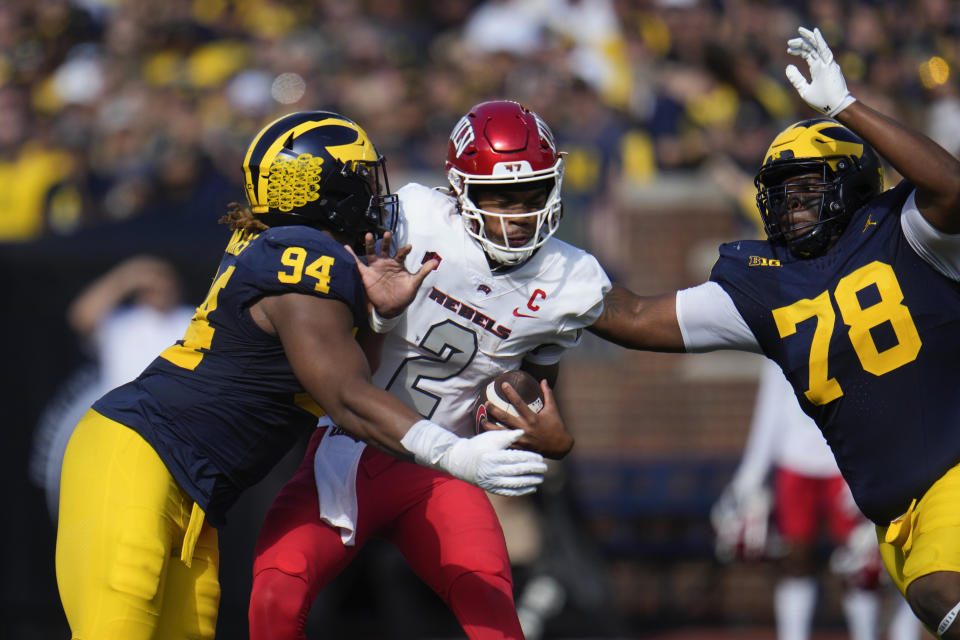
[{"xmin": 1, "ymin": 0, "xmax": 956, "ymax": 637}]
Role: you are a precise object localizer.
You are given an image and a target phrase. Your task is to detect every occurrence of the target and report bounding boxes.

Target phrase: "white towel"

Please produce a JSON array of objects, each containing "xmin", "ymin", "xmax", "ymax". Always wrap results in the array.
[{"xmin": 313, "ymin": 417, "xmax": 367, "ymax": 546}]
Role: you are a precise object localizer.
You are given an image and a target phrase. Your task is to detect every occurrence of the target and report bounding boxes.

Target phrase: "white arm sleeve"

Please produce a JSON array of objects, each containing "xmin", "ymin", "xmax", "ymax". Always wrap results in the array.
[
  {"xmin": 901, "ymin": 188, "xmax": 960, "ymax": 281},
  {"xmin": 676, "ymin": 281, "xmax": 762, "ymax": 353},
  {"xmin": 729, "ymin": 359, "xmax": 783, "ymax": 495}
]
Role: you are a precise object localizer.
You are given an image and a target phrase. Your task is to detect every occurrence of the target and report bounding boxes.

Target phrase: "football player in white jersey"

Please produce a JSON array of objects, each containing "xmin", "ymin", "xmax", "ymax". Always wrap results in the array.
[{"xmin": 249, "ymin": 100, "xmax": 612, "ymax": 639}]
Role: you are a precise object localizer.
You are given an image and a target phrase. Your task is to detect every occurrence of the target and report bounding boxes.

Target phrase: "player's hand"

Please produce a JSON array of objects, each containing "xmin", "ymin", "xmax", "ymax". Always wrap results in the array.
[
  {"xmin": 785, "ymin": 26, "xmax": 856, "ymax": 117},
  {"xmin": 829, "ymin": 520, "xmax": 882, "ymax": 581},
  {"xmin": 345, "ymin": 232, "xmax": 438, "ymax": 319},
  {"xmin": 401, "ymin": 420, "xmax": 547, "ymax": 496},
  {"xmin": 485, "ymin": 380, "xmax": 573, "ymax": 459},
  {"xmin": 448, "ymin": 429, "xmax": 548, "ymax": 496},
  {"xmin": 709, "ymin": 483, "xmax": 772, "ymax": 563}
]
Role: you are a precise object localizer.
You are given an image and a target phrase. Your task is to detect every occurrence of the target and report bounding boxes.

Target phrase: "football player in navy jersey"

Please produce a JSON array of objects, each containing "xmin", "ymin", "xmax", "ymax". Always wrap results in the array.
[
  {"xmin": 586, "ymin": 26, "xmax": 960, "ymax": 637},
  {"xmin": 54, "ymin": 111, "xmax": 549, "ymax": 639}
]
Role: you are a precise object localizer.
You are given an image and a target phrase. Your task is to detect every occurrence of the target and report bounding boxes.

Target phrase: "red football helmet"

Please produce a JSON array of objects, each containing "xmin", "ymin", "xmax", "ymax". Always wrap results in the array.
[{"xmin": 445, "ymin": 100, "xmax": 564, "ymax": 265}]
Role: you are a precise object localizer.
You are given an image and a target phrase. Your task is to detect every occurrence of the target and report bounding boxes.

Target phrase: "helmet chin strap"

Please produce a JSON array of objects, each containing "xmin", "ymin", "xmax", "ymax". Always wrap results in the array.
[
  {"xmin": 787, "ymin": 227, "xmax": 831, "ymax": 258},
  {"xmin": 479, "ymin": 218, "xmax": 539, "ymax": 267},
  {"xmin": 786, "ymin": 217, "xmax": 844, "ymax": 258},
  {"xmin": 484, "ymin": 244, "xmax": 535, "ymax": 268},
  {"xmin": 786, "ymin": 188, "xmax": 849, "ymax": 258}
]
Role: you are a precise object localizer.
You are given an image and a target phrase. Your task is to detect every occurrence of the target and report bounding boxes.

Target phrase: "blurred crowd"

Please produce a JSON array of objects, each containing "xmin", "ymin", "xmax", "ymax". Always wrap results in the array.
[{"xmin": 1, "ymin": 0, "xmax": 959, "ymax": 250}]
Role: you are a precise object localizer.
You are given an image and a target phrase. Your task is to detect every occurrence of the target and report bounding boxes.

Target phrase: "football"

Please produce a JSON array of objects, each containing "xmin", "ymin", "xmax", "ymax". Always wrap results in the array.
[{"xmin": 472, "ymin": 370, "xmax": 545, "ymax": 434}]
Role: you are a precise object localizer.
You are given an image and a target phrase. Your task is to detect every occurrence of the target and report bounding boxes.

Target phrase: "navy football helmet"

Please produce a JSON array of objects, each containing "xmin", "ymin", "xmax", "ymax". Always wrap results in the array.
[
  {"xmin": 242, "ymin": 111, "xmax": 397, "ymax": 248},
  {"xmin": 755, "ymin": 119, "xmax": 883, "ymax": 258}
]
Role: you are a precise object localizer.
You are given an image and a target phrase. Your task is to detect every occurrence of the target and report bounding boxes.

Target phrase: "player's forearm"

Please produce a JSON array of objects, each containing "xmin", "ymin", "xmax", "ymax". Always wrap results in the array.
[
  {"xmin": 836, "ymin": 101, "xmax": 960, "ymax": 233},
  {"xmin": 356, "ymin": 327, "xmax": 387, "ymax": 374},
  {"xmin": 588, "ymin": 285, "xmax": 685, "ymax": 352},
  {"xmin": 330, "ymin": 380, "xmax": 548, "ymax": 498},
  {"xmin": 67, "ymin": 270, "xmax": 139, "ymax": 336},
  {"xmin": 323, "ymin": 380, "xmax": 422, "ymax": 461}
]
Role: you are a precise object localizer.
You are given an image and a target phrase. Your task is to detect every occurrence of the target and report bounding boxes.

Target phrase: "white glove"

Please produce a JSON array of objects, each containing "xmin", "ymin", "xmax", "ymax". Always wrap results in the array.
[
  {"xmin": 401, "ymin": 419, "xmax": 547, "ymax": 496},
  {"xmin": 710, "ymin": 483, "xmax": 772, "ymax": 563},
  {"xmin": 829, "ymin": 520, "xmax": 882, "ymax": 582},
  {"xmin": 785, "ymin": 26, "xmax": 856, "ymax": 117}
]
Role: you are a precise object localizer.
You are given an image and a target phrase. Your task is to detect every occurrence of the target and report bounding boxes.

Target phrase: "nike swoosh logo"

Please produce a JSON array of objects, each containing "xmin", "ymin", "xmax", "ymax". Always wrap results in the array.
[{"xmin": 513, "ymin": 308, "xmax": 537, "ymax": 318}]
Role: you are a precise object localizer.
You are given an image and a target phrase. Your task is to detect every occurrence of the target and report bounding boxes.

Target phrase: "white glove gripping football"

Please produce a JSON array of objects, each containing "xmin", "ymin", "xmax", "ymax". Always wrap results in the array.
[
  {"xmin": 400, "ymin": 419, "xmax": 547, "ymax": 496},
  {"xmin": 785, "ymin": 26, "xmax": 856, "ymax": 118}
]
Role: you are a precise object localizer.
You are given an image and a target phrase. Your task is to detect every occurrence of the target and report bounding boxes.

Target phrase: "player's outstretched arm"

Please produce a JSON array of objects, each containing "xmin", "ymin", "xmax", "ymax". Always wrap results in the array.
[
  {"xmin": 587, "ymin": 283, "xmax": 685, "ymax": 352},
  {"xmin": 786, "ymin": 26, "xmax": 960, "ymax": 233},
  {"xmin": 258, "ymin": 291, "xmax": 547, "ymax": 496}
]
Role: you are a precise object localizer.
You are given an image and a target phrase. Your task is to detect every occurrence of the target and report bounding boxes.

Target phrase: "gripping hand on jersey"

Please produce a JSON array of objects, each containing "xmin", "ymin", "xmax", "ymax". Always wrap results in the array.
[
  {"xmin": 401, "ymin": 420, "xmax": 548, "ymax": 496},
  {"xmin": 785, "ymin": 26, "xmax": 856, "ymax": 117},
  {"xmin": 346, "ymin": 231, "xmax": 439, "ymax": 319}
]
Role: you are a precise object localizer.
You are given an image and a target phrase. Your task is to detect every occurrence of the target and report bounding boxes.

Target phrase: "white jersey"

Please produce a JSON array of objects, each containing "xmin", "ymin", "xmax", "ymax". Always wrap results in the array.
[
  {"xmin": 375, "ymin": 182, "xmax": 611, "ymax": 436},
  {"xmin": 315, "ymin": 182, "xmax": 611, "ymax": 544},
  {"xmin": 95, "ymin": 305, "xmax": 194, "ymax": 390}
]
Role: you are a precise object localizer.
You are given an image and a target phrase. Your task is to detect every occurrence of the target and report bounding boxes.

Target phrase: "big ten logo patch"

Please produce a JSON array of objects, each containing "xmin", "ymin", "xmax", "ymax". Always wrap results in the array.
[{"xmin": 748, "ymin": 256, "xmax": 782, "ymax": 267}]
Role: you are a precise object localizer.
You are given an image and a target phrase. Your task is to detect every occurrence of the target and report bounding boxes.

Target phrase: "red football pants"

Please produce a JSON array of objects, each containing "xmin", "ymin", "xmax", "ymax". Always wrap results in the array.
[
  {"xmin": 249, "ymin": 429, "xmax": 523, "ymax": 639},
  {"xmin": 774, "ymin": 467, "xmax": 859, "ymax": 544}
]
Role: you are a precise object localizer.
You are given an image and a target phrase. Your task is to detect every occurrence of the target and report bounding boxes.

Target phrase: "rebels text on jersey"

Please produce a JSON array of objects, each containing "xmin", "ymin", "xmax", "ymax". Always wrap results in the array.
[
  {"xmin": 710, "ymin": 181, "xmax": 960, "ymax": 525},
  {"xmin": 373, "ymin": 183, "xmax": 611, "ymax": 437},
  {"xmin": 93, "ymin": 226, "xmax": 366, "ymax": 526}
]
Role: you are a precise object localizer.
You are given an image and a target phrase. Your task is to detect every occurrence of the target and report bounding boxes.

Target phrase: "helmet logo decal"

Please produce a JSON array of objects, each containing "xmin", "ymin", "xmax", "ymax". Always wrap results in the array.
[
  {"xmin": 533, "ymin": 112, "xmax": 556, "ymax": 153},
  {"xmin": 451, "ymin": 116, "xmax": 475, "ymax": 158},
  {"xmin": 266, "ymin": 153, "xmax": 324, "ymax": 212},
  {"xmin": 492, "ymin": 161, "xmax": 533, "ymax": 175}
]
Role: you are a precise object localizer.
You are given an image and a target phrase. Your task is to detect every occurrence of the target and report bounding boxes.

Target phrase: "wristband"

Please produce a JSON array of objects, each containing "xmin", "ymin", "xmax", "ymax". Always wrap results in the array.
[
  {"xmin": 399, "ymin": 419, "xmax": 457, "ymax": 466},
  {"xmin": 826, "ymin": 94, "xmax": 856, "ymax": 118},
  {"xmin": 369, "ymin": 307, "xmax": 402, "ymax": 334},
  {"xmin": 939, "ymin": 600, "xmax": 960, "ymax": 636}
]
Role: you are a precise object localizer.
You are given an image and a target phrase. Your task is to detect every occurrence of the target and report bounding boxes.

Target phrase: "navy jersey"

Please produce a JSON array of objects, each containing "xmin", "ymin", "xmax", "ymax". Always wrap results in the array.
[
  {"xmin": 94, "ymin": 226, "xmax": 365, "ymax": 526},
  {"xmin": 710, "ymin": 181, "xmax": 960, "ymax": 524}
]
